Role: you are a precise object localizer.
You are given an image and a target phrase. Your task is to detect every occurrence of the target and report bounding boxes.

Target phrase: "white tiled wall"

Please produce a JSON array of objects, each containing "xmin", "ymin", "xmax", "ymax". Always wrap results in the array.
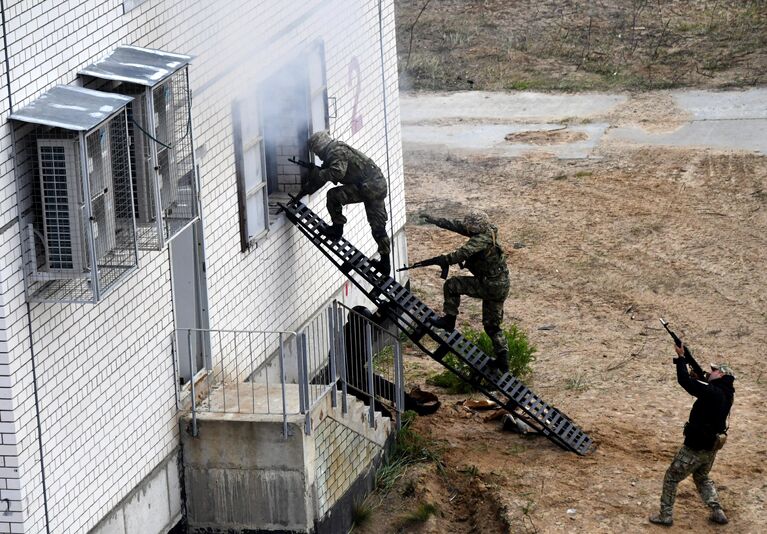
[{"xmin": 0, "ymin": 1, "xmax": 403, "ymax": 532}]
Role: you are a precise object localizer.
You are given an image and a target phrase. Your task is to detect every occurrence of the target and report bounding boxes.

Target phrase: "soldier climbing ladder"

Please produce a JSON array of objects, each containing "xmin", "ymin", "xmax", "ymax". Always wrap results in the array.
[{"xmin": 280, "ymin": 198, "xmax": 594, "ymax": 455}]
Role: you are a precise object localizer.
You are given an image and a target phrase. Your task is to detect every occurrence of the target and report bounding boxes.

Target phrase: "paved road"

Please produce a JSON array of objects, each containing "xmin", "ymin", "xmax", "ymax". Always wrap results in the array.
[{"xmin": 399, "ymin": 88, "xmax": 767, "ymax": 158}]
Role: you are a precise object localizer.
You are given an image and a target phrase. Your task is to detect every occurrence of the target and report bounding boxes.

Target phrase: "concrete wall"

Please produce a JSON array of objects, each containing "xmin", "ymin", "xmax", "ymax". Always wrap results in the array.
[
  {"xmin": 182, "ymin": 392, "xmax": 393, "ymax": 533},
  {"xmin": 90, "ymin": 450, "xmax": 182, "ymax": 534},
  {"xmin": 0, "ymin": 0, "xmax": 404, "ymax": 532}
]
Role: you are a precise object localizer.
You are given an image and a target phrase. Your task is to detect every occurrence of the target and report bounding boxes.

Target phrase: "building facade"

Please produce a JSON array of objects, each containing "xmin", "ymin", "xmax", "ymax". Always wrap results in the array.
[{"xmin": 0, "ymin": 1, "xmax": 405, "ymax": 532}]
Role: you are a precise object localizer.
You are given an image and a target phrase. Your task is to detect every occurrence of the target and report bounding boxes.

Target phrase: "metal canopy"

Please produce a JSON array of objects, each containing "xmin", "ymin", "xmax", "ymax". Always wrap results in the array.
[
  {"xmin": 79, "ymin": 45, "xmax": 192, "ymax": 87},
  {"xmin": 8, "ymin": 85, "xmax": 133, "ymax": 131}
]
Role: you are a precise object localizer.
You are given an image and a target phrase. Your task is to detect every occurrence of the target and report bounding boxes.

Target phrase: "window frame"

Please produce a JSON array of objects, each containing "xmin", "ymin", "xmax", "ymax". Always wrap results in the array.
[{"xmin": 233, "ymin": 99, "xmax": 270, "ymax": 252}]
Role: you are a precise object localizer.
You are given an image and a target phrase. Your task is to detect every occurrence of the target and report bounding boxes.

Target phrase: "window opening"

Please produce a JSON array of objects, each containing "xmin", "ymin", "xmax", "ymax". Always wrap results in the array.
[{"xmin": 234, "ymin": 42, "xmax": 328, "ymax": 250}]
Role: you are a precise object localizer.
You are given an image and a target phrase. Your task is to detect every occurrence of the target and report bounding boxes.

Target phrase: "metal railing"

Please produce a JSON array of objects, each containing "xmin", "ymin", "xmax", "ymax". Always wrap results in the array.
[
  {"xmin": 330, "ymin": 301, "xmax": 405, "ymax": 430},
  {"xmin": 177, "ymin": 300, "xmax": 404, "ymax": 438}
]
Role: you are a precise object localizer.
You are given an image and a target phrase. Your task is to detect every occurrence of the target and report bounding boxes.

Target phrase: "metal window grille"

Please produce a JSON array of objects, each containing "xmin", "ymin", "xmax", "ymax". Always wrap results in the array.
[
  {"xmin": 11, "ymin": 87, "xmax": 139, "ymax": 304},
  {"xmin": 78, "ymin": 47, "xmax": 198, "ymax": 250}
]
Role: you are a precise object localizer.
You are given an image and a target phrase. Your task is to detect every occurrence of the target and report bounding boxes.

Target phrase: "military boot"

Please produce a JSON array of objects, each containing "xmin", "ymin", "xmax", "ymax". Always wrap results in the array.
[
  {"xmin": 431, "ymin": 314, "xmax": 456, "ymax": 331},
  {"xmin": 709, "ymin": 507, "xmax": 728, "ymax": 525},
  {"xmin": 649, "ymin": 514, "xmax": 673, "ymax": 527},
  {"xmin": 493, "ymin": 349, "xmax": 509, "ymax": 373},
  {"xmin": 371, "ymin": 254, "xmax": 390, "ymax": 275},
  {"xmin": 326, "ymin": 223, "xmax": 344, "ymax": 240}
]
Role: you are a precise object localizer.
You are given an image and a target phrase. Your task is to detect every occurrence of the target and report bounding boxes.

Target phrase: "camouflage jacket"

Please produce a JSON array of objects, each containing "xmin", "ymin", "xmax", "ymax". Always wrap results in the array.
[
  {"xmin": 431, "ymin": 217, "xmax": 509, "ymax": 281},
  {"xmin": 316, "ymin": 141, "xmax": 382, "ymax": 185}
]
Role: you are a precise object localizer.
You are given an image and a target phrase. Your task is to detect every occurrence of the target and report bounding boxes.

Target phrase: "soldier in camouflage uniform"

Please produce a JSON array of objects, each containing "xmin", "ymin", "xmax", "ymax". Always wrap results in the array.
[
  {"xmin": 649, "ymin": 343, "xmax": 735, "ymax": 527},
  {"xmin": 306, "ymin": 131, "xmax": 391, "ymax": 275},
  {"xmin": 419, "ymin": 210, "xmax": 510, "ymax": 372}
]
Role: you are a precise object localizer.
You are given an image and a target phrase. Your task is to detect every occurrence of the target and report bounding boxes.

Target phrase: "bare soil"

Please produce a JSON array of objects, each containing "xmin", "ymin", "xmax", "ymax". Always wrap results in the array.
[
  {"xmin": 357, "ymin": 94, "xmax": 767, "ymax": 533},
  {"xmin": 395, "ymin": 0, "xmax": 767, "ymax": 92}
]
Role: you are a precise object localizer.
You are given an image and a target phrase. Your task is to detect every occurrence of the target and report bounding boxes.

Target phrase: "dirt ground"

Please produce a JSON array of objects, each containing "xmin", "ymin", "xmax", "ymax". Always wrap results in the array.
[
  {"xmin": 356, "ymin": 93, "xmax": 767, "ymax": 533},
  {"xmin": 395, "ymin": 0, "xmax": 767, "ymax": 92}
]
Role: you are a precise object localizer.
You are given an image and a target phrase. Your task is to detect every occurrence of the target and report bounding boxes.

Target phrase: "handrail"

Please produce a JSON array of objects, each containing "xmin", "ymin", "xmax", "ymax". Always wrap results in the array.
[{"xmin": 175, "ymin": 300, "xmax": 405, "ymax": 437}]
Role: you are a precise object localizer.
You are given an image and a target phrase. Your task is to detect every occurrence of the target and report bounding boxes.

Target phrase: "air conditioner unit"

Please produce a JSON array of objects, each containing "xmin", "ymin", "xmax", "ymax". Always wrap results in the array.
[
  {"xmin": 85, "ymin": 127, "xmax": 117, "ymax": 262},
  {"xmin": 37, "ymin": 129, "xmax": 118, "ymax": 274},
  {"xmin": 126, "ymin": 95, "xmax": 155, "ymax": 223},
  {"xmin": 36, "ymin": 139, "xmax": 87, "ymax": 273}
]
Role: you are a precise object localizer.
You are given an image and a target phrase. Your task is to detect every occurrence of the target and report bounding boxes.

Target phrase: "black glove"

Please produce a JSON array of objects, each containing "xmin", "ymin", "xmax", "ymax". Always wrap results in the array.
[
  {"xmin": 673, "ymin": 357, "xmax": 685, "ymax": 365},
  {"xmin": 420, "ymin": 214, "xmax": 437, "ymax": 225}
]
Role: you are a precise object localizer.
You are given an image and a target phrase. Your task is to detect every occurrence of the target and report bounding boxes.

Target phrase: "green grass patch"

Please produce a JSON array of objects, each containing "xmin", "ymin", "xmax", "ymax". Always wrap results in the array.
[
  {"xmin": 403, "ymin": 502, "xmax": 438, "ymax": 524},
  {"xmin": 374, "ymin": 411, "xmax": 445, "ymax": 494},
  {"xmin": 351, "ymin": 500, "xmax": 372, "ymax": 528},
  {"xmin": 427, "ymin": 324, "xmax": 536, "ymax": 393}
]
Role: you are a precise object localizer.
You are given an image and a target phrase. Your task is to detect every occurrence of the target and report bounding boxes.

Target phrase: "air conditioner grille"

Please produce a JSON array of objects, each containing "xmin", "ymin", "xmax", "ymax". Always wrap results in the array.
[{"xmin": 39, "ymin": 145, "xmax": 75, "ymax": 269}]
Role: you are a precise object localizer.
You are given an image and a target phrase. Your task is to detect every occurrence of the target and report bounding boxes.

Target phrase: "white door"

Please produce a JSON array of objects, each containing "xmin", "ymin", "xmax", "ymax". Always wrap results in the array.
[{"xmin": 170, "ymin": 220, "xmax": 209, "ymax": 383}]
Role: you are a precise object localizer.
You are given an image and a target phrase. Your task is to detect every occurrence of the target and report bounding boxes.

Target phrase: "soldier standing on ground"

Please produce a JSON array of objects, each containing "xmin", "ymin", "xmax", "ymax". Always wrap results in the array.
[
  {"xmin": 649, "ymin": 343, "xmax": 735, "ymax": 527},
  {"xmin": 305, "ymin": 131, "xmax": 391, "ymax": 275},
  {"xmin": 419, "ymin": 210, "xmax": 511, "ymax": 372}
]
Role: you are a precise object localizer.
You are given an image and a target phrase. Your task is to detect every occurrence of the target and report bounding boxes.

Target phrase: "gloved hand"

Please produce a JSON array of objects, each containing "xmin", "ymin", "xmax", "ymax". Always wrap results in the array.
[
  {"xmin": 420, "ymin": 214, "xmax": 437, "ymax": 225},
  {"xmin": 673, "ymin": 357, "xmax": 685, "ymax": 365}
]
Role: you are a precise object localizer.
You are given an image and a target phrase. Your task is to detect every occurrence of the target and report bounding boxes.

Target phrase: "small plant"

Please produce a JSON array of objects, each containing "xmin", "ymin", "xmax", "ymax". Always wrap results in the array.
[
  {"xmin": 459, "ymin": 464, "xmax": 480, "ymax": 477},
  {"xmin": 521, "ymin": 498, "xmax": 536, "ymax": 516},
  {"xmin": 374, "ymin": 411, "xmax": 445, "ymax": 494},
  {"xmin": 566, "ymin": 373, "xmax": 589, "ymax": 391},
  {"xmin": 351, "ymin": 500, "xmax": 372, "ymax": 528},
  {"xmin": 403, "ymin": 502, "xmax": 438, "ymax": 524},
  {"xmin": 428, "ymin": 324, "xmax": 537, "ymax": 393}
]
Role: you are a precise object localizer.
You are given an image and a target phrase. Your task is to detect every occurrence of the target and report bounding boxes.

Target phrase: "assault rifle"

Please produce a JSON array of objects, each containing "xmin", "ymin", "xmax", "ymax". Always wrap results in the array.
[
  {"xmin": 659, "ymin": 318, "xmax": 707, "ymax": 381},
  {"xmin": 397, "ymin": 258, "xmax": 449, "ymax": 280},
  {"xmin": 288, "ymin": 156, "xmax": 320, "ymax": 171},
  {"xmin": 287, "ymin": 157, "xmax": 325, "ymax": 197}
]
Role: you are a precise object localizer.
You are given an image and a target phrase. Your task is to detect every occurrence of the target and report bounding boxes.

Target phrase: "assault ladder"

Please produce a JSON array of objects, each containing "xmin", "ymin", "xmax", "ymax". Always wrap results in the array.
[{"xmin": 281, "ymin": 199, "xmax": 594, "ymax": 455}]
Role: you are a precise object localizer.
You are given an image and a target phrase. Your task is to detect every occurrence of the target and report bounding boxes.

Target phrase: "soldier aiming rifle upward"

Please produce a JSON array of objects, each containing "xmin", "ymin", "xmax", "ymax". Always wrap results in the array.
[
  {"xmin": 290, "ymin": 131, "xmax": 392, "ymax": 275},
  {"xmin": 649, "ymin": 319, "xmax": 735, "ymax": 527}
]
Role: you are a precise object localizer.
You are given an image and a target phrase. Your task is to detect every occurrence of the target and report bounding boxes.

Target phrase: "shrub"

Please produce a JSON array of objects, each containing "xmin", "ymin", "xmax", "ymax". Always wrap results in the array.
[{"xmin": 427, "ymin": 324, "xmax": 536, "ymax": 393}]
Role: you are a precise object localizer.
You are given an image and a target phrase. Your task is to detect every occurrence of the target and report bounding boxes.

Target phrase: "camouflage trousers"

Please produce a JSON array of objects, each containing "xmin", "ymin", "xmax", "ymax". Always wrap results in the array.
[
  {"xmin": 443, "ymin": 275, "xmax": 510, "ymax": 356},
  {"xmin": 659, "ymin": 445, "xmax": 722, "ymax": 518},
  {"xmin": 327, "ymin": 176, "xmax": 390, "ymax": 256}
]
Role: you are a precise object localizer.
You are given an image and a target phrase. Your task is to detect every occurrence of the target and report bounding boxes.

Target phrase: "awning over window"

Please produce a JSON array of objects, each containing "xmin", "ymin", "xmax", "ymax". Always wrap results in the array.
[
  {"xmin": 9, "ymin": 85, "xmax": 133, "ymax": 131},
  {"xmin": 79, "ymin": 45, "xmax": 193, "ymax": 87}
]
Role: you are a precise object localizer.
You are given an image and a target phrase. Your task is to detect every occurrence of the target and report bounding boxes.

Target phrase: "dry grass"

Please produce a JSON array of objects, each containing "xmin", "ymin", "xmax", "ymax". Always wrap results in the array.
[{"xmin": 396, "ymin": 0, "xmax": 767, "ymax": 91}]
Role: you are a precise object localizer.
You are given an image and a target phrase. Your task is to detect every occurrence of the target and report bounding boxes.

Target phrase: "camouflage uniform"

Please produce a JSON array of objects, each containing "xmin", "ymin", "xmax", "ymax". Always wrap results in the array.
[
  {"xmin": 659, "ymin": 445, "xmax": 721, "ymax": 518},
  {"xmin": 427, "ymin": 212, "xmax": 509, "ymax": 356},
  {"xmin": 650, "ymin": 357, "xmax": 734, "ymax": 526},
  {"xmin": 309, "ymin": 135, "xmax": 390, "ymax": 256}
]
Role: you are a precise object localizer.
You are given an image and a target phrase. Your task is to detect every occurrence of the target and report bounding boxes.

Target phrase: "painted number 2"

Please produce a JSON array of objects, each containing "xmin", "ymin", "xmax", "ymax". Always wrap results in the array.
[{"xmin": 348, "ymin": 57, "xmax": 363, "ymax": 134}]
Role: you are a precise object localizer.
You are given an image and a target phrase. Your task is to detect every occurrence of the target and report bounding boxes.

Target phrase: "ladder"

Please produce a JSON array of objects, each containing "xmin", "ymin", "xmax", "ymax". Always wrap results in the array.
[{"xmin": 281, "ymin": 199, "xmax": 594, "ymax": 455}]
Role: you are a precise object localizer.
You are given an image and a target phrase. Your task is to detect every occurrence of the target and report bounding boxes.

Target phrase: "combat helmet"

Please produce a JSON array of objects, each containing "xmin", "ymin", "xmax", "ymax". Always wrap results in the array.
[
  {"xmin": 308, "ymin": 131, "xmax": 334, "ymax": 155},
  {"xmin": 463, "ymin": 210, "xmax": 491, "ymax": 234}
]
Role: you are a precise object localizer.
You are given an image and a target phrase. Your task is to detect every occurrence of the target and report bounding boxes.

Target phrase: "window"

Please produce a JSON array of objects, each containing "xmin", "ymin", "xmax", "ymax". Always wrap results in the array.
[
  {"xmin": 235, "ymin": 42, "xmax": 328, "ymax": 251},
  {"xmin": 233, "ymin": 97, "xmax": 269, "ymax": 251}
]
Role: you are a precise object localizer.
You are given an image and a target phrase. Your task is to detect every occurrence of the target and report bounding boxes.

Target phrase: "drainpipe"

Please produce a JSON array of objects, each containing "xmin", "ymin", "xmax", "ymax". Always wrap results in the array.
[
  {"xmin": 378, "ymin": 0, "xmax": 397, "ymax": 275},
  {"xmin": 1, "ymin": 1, "xmax": 52, "ymax": 532}
]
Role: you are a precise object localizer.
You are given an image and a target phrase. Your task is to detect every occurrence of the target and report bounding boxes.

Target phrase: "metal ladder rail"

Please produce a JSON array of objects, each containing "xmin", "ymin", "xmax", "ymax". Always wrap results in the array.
[
  {"xmin": 283, "ymin": 201, "xmax": 593, "ymax": 455},
  {"xmin": 388, "ymin": 315, "xmax": 581, "ymax": 453},
  {"xmin": 282, "ymin": 200, "xmax": 593, "ymax": 455},
  {"xmin": 281, "ymin": 200, "xmax": 594, "ymax": 455}
]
